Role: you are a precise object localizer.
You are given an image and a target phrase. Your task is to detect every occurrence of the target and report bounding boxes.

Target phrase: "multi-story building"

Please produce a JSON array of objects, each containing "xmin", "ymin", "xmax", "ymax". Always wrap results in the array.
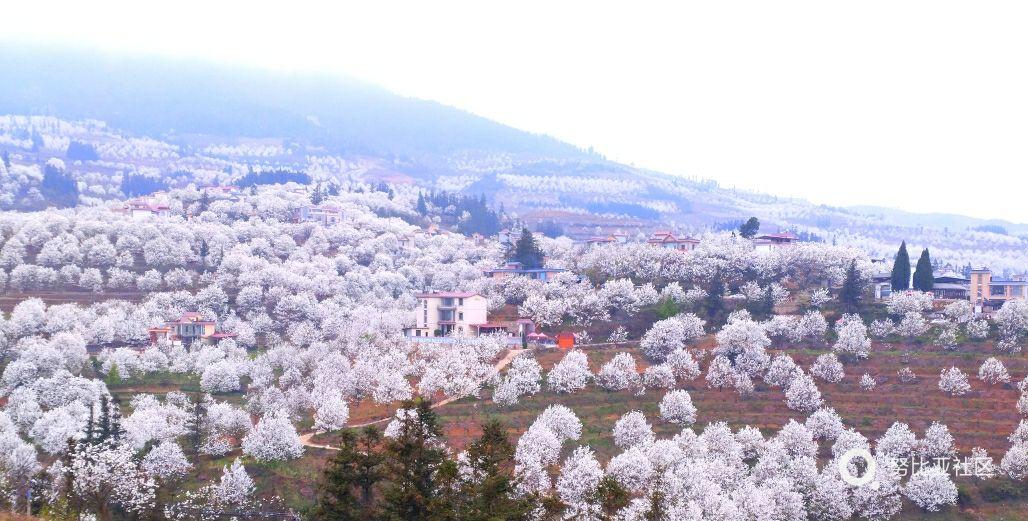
[
  {"xmin": 293, "ymin": 205, "xmax": 343, "ymax": 226},
  {"xmin": 148, "ymin": 312, "xmax": 237, "ymax": 345},
  {"xmin": 405, "ymin": 291, "xmax": 489, "ymax": 337},
  {"xmin": 969, "ymin": 268, "xmax": 1028, "ymax": 312}
]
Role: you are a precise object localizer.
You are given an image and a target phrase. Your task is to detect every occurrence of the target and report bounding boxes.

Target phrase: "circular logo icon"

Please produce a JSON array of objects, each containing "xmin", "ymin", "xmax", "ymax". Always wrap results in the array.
[{"xmin": 838, "ymin": 448, "xmax": 877, "ymax": 487}]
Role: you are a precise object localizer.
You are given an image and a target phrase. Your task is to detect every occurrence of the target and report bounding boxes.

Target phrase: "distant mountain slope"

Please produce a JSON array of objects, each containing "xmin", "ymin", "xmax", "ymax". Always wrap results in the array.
[
  {"xmin": 846, "ymin": 205, "xmax": 1028, "ymax": 235},
  {"xmin": 0, "ymin": 45, "xmax": 589, "ymax": 160},
  {"xmin": 3, "ymin": 46, "xmax": 1028, "ymax": 275}
]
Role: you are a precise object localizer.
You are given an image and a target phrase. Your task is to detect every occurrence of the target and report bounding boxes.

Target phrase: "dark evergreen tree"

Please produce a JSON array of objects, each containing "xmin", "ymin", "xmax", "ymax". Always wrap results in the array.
[
  {"xmin": 120, "ymin": 173, "xmax": 168, "ymax": 197},
  {"xmin": 379, "ymin": 399, "xmax": 450, "ymax": 520},
  {"xmin": 40, "ymin": 161, "xmax": 79, "ymax": 208},
  {"xmin": 642, "ymin": 476, "xmax": 668, "ymax": 521},
  {"xmin": 198, "ymin": 239, "xmax": 210, "ymax": 268},
  {"xmin": 450, "ymin": 419, "xmax": 535, "ymax": 520},
  {"xmin": 840, "ymin": 260, "xmax": 863, "ymax": 312},
  {"xmin": 416, "ymin": 192, "xmax": 428, "ymax": 215},
  {"xmin": 96, "ymin": 396, "xmax": 112, "ymax": 444},
  {"xmin": 109, "ymin": 397, "xmax": 126, "ymax": 444},
  {"xmin": 592, "ymin": 476, "xmax": 630, "ymax": 521},
  {"xmin": 912, "ymin": 248, "xmax": 935, "ymax": 292},
  {"xmin": 66, "ymin": 141, "xmax": 99, "ymax": 161},
  {"xmin": 536, "ymin": 220, "xmax": 564, "ymax": 239},
  {"xmin": 705, "ymin": 271, "xmax": 725, "ymax": 321},
  {"xmin": 738, "ymin": 217, "xmax": 760, "ymax": 239},
  {"xmin": 311, "ymin": 183, "xmax": 324, "ymax": 204},
  {"xmin": 890, "ymin": 241, "xmax": 911, "ymax": 290},
  {"xmin": 316, "ymin": 427, "xmax": 385, "ymax": 520},
  {"xmin": 235, "ymin": 169, "xmax": 311, "ymax": 187},
  {"xmin": 83, "ymin": 404, "xmax": 97, "ymax": 446},
  {"xmin": 198, "ymin": 189, "xmax": 210, "ymax": 212},
  {"xmin": 511, "ymin": 228, "xmax": 545, "ymax": 269},
  {"xmin": 186, "ymin": 395, "xmax": 206, "ymax": 463}
]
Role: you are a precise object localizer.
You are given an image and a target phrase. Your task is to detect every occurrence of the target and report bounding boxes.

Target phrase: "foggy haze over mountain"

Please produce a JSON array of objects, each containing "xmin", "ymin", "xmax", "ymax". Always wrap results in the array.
[{"xmin": 4, "ymin": 0, "xmax": 1028, "ymax": 222}]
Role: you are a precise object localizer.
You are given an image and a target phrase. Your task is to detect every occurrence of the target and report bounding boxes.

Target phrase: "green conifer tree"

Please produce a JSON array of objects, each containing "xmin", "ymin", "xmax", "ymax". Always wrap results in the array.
[
  {"xmin": 593, "ymin": 476, "xmax": 630, "ymax": 521},
  {"xmin": 450, "ymin": 419, "xmax": 535, "ymax": 520},
  {"xmin": 912, "ymin": 248, "xmax": 935, "ymax": 292},
  {"xmin": 890, "ymin": 241, "xmax": 911, "ymax": 290},
  {"xmin": 738, "ymin": 217, "xmax": 761, "ymax": 238},
  {"xmin": 511, "ymin": 228, "xmax": 544, "ymax": 269},
  {"xmin": 840, "ymin": 260, "xmax": 863, "ymax": 311},
  {"xmin": 380, "ymin": 399, "xmax": 450, "ymax": 520},
  {"xmin": 105, "ymin": 363, "xmax": 122, "ymax": 387},
  {"xmin": 316, "ymin": 427, "xmax": 385, "ymax": 520}
]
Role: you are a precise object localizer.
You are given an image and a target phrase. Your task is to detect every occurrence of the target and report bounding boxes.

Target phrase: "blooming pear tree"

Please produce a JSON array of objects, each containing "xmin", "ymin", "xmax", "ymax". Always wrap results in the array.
[
  {"xmin": 659, "ymin": 390, "xmax": 697, "ymax": 425},
  {"xmin": 810, "ymin": 353, "xmax": 844, "ymax": 383},
  {"xmin": 938, "ymin": 367, "xmax": 971, "ymax": 397},
  {"xmin": 978, "ymin": 357, "xmax": 1010, "ymax": 385},
  {"xmin": 613, "ymin": 411, "xmax": 655, "ymax": 449},
  {"xmin": 785, "ymin": 372, "xmax": 823, "ymax": 413},
  {"xmin": 547, "ymin": 350, "xmax": 592, "ymax": 394},
  {"xmin": 639, "ymin": 313, "xmax": 705, "ymax": 362}
]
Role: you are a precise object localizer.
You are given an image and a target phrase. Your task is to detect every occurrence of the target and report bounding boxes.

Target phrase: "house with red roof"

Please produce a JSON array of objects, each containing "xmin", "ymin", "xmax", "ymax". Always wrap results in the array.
[
  {"xmin": 148, "ymin": 312, "xmax": 236, "ymax": 345},
  {"xmin": 114, "ymin": 194, "xmax": 172, "ymax": 220},
  {"xmin": 646, "ymin": 231, "xmax": 700, "ymax": 252},
  {"xmin": 404, "ymin": 291, "xmax": 489, "ymax": 338}
]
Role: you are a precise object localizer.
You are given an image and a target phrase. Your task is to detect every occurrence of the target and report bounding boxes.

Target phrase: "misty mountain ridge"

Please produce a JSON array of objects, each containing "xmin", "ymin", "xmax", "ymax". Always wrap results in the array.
[{"xmin": 2, "ymin": 45, "xmax": 1027, "ymax": 274}]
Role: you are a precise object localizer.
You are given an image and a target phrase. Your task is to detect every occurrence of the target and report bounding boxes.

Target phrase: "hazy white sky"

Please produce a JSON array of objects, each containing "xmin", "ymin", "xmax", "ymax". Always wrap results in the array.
[{"xmin": 8, "ymin": 1, "xmax": 1028, "ymax": 221}]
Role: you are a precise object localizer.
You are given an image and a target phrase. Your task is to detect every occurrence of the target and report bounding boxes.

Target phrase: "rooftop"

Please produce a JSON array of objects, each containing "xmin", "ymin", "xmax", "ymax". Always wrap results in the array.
[{"xmin": 415, "ymin": 291, "xmax": 481, "ymax": 298}]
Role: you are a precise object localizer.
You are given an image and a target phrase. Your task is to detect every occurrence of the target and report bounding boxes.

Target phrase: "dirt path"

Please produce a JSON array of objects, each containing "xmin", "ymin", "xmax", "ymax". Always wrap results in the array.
[{"xmin": 299, "ymin": 348, "xmax": 526, "ymax": 451}]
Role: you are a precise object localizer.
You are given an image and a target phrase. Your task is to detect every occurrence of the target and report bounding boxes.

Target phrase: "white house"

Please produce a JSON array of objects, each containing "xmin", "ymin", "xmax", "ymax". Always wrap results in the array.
[{"xmin": 404, "ymin": 291, "xmax": 489, "ymax": 337}]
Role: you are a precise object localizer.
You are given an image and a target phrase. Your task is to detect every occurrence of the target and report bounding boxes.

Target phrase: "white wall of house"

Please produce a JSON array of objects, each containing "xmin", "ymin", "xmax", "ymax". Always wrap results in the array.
[{"xmin": 408, "ymin": 294, "xmax": 488, "ymax": 337}]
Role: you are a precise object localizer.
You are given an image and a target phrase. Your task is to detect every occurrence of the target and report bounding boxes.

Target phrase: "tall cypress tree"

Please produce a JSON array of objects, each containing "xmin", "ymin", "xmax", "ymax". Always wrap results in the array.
[
  {"xmin": 186, "ymin": 395, "xmax": 206, "ymax": 463},
  {"xmin": 109, "ymin": 398, "xmax": 126, "ymax": 444},
  {"xmin": 890, "ymin": 241, "xmax": 911, "ymax": 291},
  {"xmin": 511, "ymin": 228, "xmax": 544, "ymax": 269},
  {"xmin": 97, "ymin": 396, "xmax": 111, "ymax": 444},
  {"xmin": 416, "ymin": 192, "xmax": 428, "ymax": 215},
  {"xmin": 912, "ymin": 248, "xmax": 935, "ymax": 292},
  {"xmin": 705, "ymin": 271, "xmax": 726, "ymax": 321},
  {"xmin": 840, "ymin": 260, "xmax": 863, "ymax": 312}
]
